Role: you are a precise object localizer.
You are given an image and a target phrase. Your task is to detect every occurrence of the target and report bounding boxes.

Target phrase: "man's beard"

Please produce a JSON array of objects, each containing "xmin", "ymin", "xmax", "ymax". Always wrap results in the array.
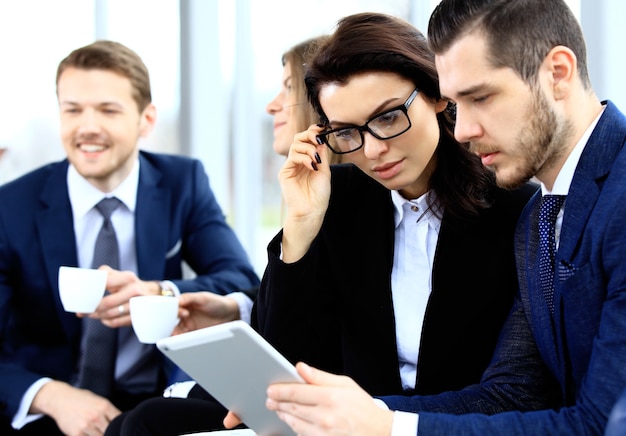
[{"xmin": 491, "ymin": 87, "xmax": 573, "ymax": 190}]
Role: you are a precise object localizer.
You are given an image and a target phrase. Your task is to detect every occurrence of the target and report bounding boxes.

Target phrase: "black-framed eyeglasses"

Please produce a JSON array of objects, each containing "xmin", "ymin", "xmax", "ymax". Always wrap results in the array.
[{"xmin": 316, "ymin": 88, "xmax": 419, "ymax": 155}]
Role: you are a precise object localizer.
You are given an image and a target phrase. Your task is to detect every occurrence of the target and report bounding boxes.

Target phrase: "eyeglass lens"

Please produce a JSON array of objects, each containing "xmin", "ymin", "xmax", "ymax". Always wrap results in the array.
[
  {"xmin": 324, "ymin": 108, "xmax": 410, "ymax": 153},
  {"xmin": 320, "ymin": 88, "xmax": 418, "ymax": 154}
]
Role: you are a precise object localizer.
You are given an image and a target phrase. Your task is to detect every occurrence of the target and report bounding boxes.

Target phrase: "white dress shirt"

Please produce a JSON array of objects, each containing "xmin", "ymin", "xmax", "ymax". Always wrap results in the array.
[{"xmin": 390, "ymin": 190, "xmax": 441, "ymax": 390}]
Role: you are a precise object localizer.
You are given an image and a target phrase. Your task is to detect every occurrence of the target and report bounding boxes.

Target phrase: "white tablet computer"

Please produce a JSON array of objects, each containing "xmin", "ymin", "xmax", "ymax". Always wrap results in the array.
[{"xmin": 156, "ymin": 320, "xmax": 303, "ymax": 436}]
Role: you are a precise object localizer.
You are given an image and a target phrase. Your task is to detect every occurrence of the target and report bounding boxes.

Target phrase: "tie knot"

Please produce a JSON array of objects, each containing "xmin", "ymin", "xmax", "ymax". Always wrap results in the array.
[
  {"xmin": 539, "ymin": 195, "xmax": 566, "ymax": 223},
  {"xmin": 95, "ymin": 197, "xmax": 122, "ymax": 220}
]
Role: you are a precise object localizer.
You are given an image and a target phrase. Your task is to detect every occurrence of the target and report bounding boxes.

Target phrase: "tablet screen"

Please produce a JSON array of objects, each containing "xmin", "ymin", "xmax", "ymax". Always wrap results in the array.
[{"xmin": 157, "ymin": 320, "xmax": 303, "ymax": 436}]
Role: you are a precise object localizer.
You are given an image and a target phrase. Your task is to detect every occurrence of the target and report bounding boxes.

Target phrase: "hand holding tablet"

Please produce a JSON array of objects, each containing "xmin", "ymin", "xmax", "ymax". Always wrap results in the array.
[{"xmin": 157, "ymin": 320, "xmax": 303, "ymax": 436}]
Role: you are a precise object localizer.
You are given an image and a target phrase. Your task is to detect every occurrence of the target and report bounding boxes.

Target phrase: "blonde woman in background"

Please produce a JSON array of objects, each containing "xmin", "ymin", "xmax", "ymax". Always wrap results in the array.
[
  {"xmin": 267, "ymin": 36, "xmax": 330, "ymax": 158},
  {"xmin": 265, "ymin": 35, "xmax": 340, "ymax": 226},
  {"xmin": 105, "ymin": 35, "xmax": 331, "ymax": 436}
]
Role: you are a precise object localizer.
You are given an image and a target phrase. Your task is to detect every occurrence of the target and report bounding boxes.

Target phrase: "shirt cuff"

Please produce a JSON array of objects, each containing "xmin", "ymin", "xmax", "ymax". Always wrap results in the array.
[
  {"xmin": 162, "ymin": 380, "xmax": 197, "ymax": 398},
  {"xmin": 12, "ymin": 378, "xmax": 52, "ymax": 429},
  {"xmin": 391, "ymin": 411, "xmax": 419, "ymax": 436},
  {"xmin": 227, "ymin": 291, "xmax": 253, "ymax": 324},
  {"xmin": 373, "ymin": 398, "xmax": 389, "ymax": 409},
  {"xmin": 372, "ymin": 399, "xmax": 419, "ymax": 435}
]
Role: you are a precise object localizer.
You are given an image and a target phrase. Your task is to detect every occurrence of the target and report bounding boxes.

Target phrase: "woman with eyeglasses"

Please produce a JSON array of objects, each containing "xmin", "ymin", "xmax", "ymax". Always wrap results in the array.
[{"xmin": 251, "ymin": 11, "xmax": 538, "ymax": 403}]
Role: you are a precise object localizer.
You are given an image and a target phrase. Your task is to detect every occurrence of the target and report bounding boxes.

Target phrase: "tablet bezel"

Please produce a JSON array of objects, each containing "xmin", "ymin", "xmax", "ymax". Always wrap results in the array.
[{"xmin": 157, "ymin": 320, "xmax": 303, "ymax": 436}]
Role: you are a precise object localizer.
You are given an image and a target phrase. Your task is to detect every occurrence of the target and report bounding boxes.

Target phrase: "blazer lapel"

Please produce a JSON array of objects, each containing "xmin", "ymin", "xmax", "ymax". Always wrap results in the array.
[
  {"xmin": 550, "ymin": 102, "xmax": 626, "ymax": 387},
  {"xmin": 36, "ymin": 161, "xmax": 81, "ymax": 335},
  {"xmin": 557, "ymin": 103, "xmax": 625, "ymax": 261},
  {"xmin": 513, "ymin": 191, "xmax": 569, "ymax": 384},
  {"xmin": 556, "ymin": 102, "xmax": 626, "ymax": 294},
  {"xmin": 135, "ymin": 153, "xmax": 172, "ymax": 279}
]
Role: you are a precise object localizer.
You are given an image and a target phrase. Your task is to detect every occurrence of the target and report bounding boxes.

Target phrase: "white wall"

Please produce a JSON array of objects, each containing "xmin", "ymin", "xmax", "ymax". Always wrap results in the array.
[
  {"xmin": 581, "ymin": 0, "xmax": 626, "ymax": 110},
  {"xmin": 1, "ymin": 0, "xmax": 624, "ymax": 275}
]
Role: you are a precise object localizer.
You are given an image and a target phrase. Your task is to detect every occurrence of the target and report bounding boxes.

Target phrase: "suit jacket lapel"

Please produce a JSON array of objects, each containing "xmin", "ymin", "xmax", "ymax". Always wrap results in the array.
[
  {"xmin": 514, "ymin": 191, "xmax": 568, "ymax": 382},
  {"xmin": 525, "ymin": 196, "xmax": 564, "ymax": 370},
  {"xmin": 557, "ymin": 103, "xmax": 625, "ymax": 262},
  {"xmin": 550, "ymin": 103, "xmax": 626, "ymax": 385},
  {"xmin": 135, "ymin": 153, "xmax": 172, "ymax": 280},
  {"xmin": 556, "ymin": 103, "xmax": 626, "ymax": 300},
  {"xmin": 36, "ymin": 161, "xmax": 80, "ymax": 335}
]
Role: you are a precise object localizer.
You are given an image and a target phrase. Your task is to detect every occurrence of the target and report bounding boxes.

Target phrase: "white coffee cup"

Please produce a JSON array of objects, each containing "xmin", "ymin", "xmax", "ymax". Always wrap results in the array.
[
  {"xmin": 58, "ymin": 266, "xmax": 108, "ymax": 313},
  {"xmin": 129, "ymin": 295, "xmax": 180, "ymax": 344}
]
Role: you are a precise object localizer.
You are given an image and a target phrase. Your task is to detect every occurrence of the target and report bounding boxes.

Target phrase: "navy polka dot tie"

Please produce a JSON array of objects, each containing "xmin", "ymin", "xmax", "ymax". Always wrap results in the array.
[
  {"xmin": 538, "ymin": 195, "xmax": 566, "ymax": 314},
  {"xmin": 76, "ymin": 197, "xmax": 122, "ymax": 397}
]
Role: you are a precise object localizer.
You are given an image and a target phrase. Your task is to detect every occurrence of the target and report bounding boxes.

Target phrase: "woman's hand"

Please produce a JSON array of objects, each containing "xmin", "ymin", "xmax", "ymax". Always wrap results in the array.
[{"xmin": 279, "ymin": 124, "xmax": 331, "ymax": 263}]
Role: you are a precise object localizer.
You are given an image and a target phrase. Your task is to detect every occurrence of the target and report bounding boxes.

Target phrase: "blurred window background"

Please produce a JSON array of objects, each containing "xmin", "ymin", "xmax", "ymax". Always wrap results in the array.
[{"xmin": 0, "ymin": 0, "xmax": 622, "ymax": 275}]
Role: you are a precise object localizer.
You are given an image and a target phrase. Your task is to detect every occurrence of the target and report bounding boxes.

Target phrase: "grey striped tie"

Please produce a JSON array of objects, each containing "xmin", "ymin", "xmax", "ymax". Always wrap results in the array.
[{"xmin": 76, "ymin": 197, "xmax": 122, "ymax": 397}]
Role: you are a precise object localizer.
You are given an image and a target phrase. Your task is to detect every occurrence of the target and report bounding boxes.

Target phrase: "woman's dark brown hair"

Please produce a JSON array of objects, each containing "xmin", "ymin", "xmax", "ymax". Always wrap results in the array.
[{"xmin": 305, "ymin": 12, "xmax": 494, "ymax": 219}]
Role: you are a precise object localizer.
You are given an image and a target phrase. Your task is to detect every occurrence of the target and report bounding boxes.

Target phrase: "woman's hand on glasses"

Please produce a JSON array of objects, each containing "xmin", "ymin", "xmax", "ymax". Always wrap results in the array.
[{"xmin": 279, "ymin": 124, "xmax": 331, "ymax": 263}]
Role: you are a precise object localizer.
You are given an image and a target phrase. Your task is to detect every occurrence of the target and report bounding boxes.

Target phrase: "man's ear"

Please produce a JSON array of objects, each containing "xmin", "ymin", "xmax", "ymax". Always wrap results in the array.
[
  {"xmin": 139, "ymin": 103, "xmax": 157, "ymax": 137},
  {"xmin": 544, "ymin": 45, "xmax": 577, "ymax": 100},
  {"xmin": 434, "ymin": 98, "xmax": 449, "ymax": 114}
]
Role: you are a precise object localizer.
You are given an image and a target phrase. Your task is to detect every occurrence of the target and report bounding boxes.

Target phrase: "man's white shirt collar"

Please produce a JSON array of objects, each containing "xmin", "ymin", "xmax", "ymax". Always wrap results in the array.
[
  {"xmin": 67, "ymin": 159, "xmax": 140, "ymax": 216},
  {"xmin": 542, "ymin": 105, "xmax": 606, "ymax": 196}
]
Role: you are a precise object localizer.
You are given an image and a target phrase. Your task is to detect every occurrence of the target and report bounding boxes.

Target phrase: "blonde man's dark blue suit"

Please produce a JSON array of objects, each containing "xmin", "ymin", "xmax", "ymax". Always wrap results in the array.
[
  {"xmin": 382, "ymin": 101, "xmax": 626, "ymax": 434},
  {"xmin": 0, "ymin": 151, "xmax": 259, "ymax": 429}
]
